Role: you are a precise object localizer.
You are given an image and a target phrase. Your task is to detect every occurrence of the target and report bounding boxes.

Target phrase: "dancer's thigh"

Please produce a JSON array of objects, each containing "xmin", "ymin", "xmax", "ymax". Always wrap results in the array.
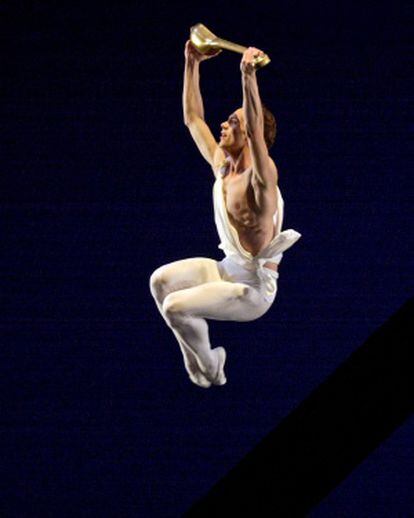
[
  {"xmin": 150, "ymin": 257, "xmax": 222, "ymax": 293},
  {"xmin": 163, "ymin": 280, "xmax": 272, "ymax": 323}
]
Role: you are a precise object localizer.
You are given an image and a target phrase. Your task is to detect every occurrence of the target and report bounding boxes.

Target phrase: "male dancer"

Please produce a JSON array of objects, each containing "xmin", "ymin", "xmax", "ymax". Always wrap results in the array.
[{"xmin": 149, "ymin": 40, "xmax": 301, "ymax": 388}]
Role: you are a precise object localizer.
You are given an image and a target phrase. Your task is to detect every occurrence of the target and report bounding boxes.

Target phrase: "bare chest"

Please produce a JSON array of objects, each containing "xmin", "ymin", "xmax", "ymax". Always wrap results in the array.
[{"xmin": 223, "ymin": 170, "xmax": 257, "ymax": 222}]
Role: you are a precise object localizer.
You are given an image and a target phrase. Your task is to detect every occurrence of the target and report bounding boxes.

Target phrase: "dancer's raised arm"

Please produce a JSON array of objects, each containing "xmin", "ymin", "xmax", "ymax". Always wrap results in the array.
[
  {"xmin": 241, "ymin": 47, "xmax": 277, "ymax": 188},
  {"xmin": 183, "ymin": 40, "xmax": 222, "ymax": 168}
]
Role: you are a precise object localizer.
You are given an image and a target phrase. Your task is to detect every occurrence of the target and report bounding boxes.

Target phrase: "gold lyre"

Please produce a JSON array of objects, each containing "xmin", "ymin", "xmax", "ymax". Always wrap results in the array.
[{"xmin": 190, "ymin": 23, "xmax": 270, "ymax": 69}]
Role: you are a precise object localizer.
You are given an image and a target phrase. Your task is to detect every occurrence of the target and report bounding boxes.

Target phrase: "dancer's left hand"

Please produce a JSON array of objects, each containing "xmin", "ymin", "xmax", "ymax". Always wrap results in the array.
[{"xmin": 241, "ymin": 47, "xmax": 265, "ymax": 74}]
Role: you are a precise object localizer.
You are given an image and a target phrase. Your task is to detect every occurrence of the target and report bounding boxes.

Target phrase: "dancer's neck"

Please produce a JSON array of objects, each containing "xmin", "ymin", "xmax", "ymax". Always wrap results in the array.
[{"xmin": 224, "ymin": 146, "xmax": 251, "ymax": 175}]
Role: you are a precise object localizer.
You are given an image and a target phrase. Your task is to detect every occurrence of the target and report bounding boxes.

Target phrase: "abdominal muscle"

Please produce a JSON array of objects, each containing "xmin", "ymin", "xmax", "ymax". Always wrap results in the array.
[
  {"xmin": 227, "ymin": 214, "xmax": 278, "ymax": 271},
  {"xmin": 224, "ymin": 174, "xmax": 279, "ymax": 272}
]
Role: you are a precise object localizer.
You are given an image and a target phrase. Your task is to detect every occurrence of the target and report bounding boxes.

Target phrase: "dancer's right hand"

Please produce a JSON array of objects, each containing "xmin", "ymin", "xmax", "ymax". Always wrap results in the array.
[{"xmin": 184, "ymin": 39, "xmax": 222, "ymax": 63}]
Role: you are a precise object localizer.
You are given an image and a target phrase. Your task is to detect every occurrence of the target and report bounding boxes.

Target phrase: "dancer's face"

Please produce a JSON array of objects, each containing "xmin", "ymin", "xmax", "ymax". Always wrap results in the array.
[{"xmin": 219, "ymin": 108, "xmax": 247, "ymax": 151}]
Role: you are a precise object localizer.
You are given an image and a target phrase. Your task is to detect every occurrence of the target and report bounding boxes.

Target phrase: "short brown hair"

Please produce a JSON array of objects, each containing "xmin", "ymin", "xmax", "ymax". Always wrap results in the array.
[{"xmin": 261, "ymin": 102, "xmax": 277, "ymax": 149}]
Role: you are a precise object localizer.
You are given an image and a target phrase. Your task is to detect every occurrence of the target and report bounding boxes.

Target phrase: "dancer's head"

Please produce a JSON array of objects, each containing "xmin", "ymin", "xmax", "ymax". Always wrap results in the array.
[
  {"xmin": 219, "ymin": 108, "xmax": 247, "ymax": 153},
  {"xmin": 219, "ymin": 104, "xmax": 276, "ymax": 152}
]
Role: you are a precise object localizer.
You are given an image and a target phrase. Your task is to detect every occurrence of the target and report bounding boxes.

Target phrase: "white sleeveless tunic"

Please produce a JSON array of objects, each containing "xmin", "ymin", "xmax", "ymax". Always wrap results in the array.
[{"xmin": 212, "ymin": 170, "xmax": 302, "ymax": 292}]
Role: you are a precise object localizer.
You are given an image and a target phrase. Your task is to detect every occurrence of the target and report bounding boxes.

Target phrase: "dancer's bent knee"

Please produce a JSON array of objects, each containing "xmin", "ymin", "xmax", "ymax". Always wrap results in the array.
[
  {"xmin": 162, "ymin": 293, "xmax": 182, "ymax": 324},
  {"xmin": 149, "ymin": 269, "xmax": 163, "ymax": 300},
  {"xmin": 149, "ymin": 266, "xmax": 187, "ymax": 303},
  {"xmin": 162, "ymin": 293, "xmax": 191, "ymax": 325}
]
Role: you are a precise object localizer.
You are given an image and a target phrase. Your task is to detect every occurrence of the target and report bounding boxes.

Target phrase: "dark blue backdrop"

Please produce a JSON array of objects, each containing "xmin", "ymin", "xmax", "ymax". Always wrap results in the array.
[{"xmin": 2, "ymin": 1, "xmax": 413, "ymax": 516}]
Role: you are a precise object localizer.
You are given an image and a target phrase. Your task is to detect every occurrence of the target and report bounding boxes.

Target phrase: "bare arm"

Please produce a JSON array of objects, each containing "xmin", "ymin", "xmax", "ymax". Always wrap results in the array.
[
  {"xmin": 183, "ymin": 50, "xmax": 205, "ymax": 123},
  {"xmin": 241, "ymin": 47, "xmax": 277, "ymax": 188},
  {"xmin": 183, "ymin": 40, "xmax": 222, "ymax": 169}
]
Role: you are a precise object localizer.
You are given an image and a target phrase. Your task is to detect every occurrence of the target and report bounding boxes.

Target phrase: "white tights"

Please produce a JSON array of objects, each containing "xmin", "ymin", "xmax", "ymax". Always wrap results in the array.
[{"xmin": 149, "ymin": 256, "xmax": 276, "ymax": 387}]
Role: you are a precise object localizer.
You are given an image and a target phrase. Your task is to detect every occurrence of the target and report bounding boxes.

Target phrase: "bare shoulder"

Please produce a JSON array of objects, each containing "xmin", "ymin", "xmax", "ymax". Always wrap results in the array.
[{"xmin": 211, "ymin": 147, "xmax": 226, "ymax": 178}]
